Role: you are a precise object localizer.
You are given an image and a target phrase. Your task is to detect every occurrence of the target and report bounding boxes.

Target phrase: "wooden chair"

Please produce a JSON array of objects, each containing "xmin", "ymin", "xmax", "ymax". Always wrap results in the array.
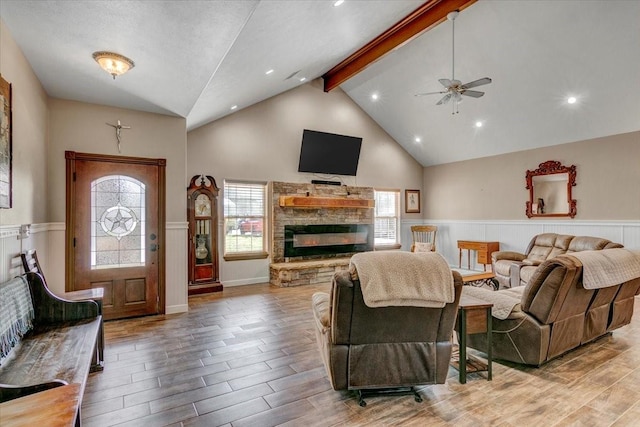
[{"xmin": 410, "ymin": 225, "xmax": 437, "ymax": 252}]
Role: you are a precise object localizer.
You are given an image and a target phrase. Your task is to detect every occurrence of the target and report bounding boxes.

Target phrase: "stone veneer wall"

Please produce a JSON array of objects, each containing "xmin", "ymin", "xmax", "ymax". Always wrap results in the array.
[{"xmin": 271, "ymin": 181, "xmax": 374, "ymax": 263}]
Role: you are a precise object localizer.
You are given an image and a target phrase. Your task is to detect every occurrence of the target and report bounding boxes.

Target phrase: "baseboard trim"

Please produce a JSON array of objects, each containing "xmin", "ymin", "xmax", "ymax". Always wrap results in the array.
[
  {"xmin": 166, "ymin": 304, "xmax": 188, "ymax": 314},
  {"xmin": 222, "ymin": 277, "xmax": 270, "ymax": 287}
]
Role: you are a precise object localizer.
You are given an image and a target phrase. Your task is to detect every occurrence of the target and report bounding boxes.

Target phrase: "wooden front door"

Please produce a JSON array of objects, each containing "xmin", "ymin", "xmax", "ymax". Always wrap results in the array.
[{"xmin": 66, "ymin": 151, "xmax": 165, "ymax": 320}]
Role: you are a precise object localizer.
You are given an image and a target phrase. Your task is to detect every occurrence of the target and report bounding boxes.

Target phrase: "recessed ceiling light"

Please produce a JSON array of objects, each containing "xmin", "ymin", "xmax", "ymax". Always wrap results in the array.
[
  {"xmin": 567, "ymin": 96, "xmax": 577, "ymax": 104},
  {"xmin": 415, "ymin": 137, "xmax": 421, "ymax": 143},
  {"xmin": 230, "ymin": 105, "xmax": 238, "ymax": 110},
  {"xmin": 334, "ymin": 0, "xmax": 345, "ymax": 6},
  {"xmin": 299, "ymin": 77, "xmax": 306, "ymax": 82},
  {"xmin": 475, "ymin": 121, "xmax": 483, "ymax": 128},
  {"xmin": 265, "ymin": 69, "xmax": 274, "ymax": 75},
  {"xmin": 371, "ymin": 93, "xmax": 379, "ymax": 101}
]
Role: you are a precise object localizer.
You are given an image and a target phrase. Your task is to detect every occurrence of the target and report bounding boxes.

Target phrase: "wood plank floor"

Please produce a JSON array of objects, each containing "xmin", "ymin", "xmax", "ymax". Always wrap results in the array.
[{"xmin": 82, "ymin": 283, "xmax": 640, "ymax": 427}]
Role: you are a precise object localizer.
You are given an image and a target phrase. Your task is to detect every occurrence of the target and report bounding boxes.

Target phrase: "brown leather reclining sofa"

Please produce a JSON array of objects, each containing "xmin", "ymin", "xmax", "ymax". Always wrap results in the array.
[
  {"xmin": 492, "ymin": 233, "xmax": 623, "ymax": 288},
  {"xmin": 466, "ymin": 250, "xmax": 640, "ymax": 366}
]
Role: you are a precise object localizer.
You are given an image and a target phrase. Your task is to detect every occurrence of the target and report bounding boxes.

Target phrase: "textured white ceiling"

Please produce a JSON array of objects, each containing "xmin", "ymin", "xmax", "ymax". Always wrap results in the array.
[{"xmin": 1, "ymin": 0, "xmax": 638, "ymax": 167}]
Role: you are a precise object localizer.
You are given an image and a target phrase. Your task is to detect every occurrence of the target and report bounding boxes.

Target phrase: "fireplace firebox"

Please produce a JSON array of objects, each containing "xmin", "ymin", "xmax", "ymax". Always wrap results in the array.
[{"xmin": 284, "ymin": 224, "xmax": 373, "ymax": 258}]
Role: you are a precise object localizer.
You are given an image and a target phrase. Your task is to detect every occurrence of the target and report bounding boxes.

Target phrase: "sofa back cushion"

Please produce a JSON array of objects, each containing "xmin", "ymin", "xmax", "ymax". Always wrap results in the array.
[
  {"xmin": 567, "ymin": 236, "xmax": 621, "ymax": 252},
  {"xmin": 521, "ymin": 257, "xmax": 593, "ymax": 325},
  {"xmin": 526, "ymin": 233, "xmax": 573, "ymax": 262}
]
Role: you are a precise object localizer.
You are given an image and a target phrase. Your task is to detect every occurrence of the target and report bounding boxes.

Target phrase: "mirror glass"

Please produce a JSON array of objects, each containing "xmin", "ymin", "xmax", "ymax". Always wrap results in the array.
[{"xmin": 526, "ymin": 161, "xmax": 576, "ymax": 218}]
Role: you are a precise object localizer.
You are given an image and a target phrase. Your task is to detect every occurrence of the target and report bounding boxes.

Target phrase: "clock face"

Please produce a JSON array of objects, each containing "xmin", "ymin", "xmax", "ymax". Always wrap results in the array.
[{"xmin": 195, "ymin": 194, "xmax": 211, "ymax": 217}]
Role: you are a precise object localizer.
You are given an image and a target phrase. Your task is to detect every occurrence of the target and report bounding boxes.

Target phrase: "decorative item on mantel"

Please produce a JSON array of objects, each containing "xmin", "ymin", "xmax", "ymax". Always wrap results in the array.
[{"xmin": 187, "ymin": 174, "xmax": 222, "ymax": 295}]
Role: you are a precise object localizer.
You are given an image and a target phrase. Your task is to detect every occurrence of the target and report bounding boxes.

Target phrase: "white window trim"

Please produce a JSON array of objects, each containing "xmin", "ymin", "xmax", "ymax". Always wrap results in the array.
[
  {"xmin": 374, "ymin": 189, "xmax": 401, "ymax": 250},
  {"xmin": 223, "ymin": 180, "xmax": 268, "ymax": 261}
]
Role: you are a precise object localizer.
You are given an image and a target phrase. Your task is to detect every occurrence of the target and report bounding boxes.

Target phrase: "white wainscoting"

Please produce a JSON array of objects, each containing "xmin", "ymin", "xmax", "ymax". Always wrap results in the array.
[
  {"xmin": 8, "ymin": 221, "xmax": 634, "ymax": 294},
  {"xmin": 408, "ymin": 219, "xmax": 640, "ymax": 271},
  {"xmin": 1, "ymin": 222, "xmax": 189, "ymax": 313},
  {"xmin": 166, "ymin": 222, "xmax": 188, "ymax": 314},
  {"xmin": 0, "ymin": 225, "xmax": 23, "ymax": 282}
]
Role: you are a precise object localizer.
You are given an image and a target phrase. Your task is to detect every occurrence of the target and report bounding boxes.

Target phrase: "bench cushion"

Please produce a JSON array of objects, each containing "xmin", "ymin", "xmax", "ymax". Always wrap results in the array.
[
  {"xmin": 0, "ymin": 277, "xmax": 34, "ymax": 361},
  {"xmin": 0, "ymin": 317, "xmax": 101, "ymax": 387}
]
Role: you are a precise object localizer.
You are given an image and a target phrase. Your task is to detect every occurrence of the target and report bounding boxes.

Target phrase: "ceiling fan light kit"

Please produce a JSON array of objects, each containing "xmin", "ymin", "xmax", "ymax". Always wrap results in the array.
[{"xmin": 415, "ymin": 9, "xmax": 492, "ymax": 114}]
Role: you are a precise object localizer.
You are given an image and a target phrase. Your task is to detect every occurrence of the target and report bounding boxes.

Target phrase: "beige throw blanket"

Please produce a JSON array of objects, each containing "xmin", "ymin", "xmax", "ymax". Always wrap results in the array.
[
  {"xmin": 349, "ymin": 251, "xmax": 454, "ymax": 308},
  {"xmin": 462, "ymin": 286, "xmax": 524, "ymax": 320},
  {"xmin": 566, "ymin": 249, "xmax": 640, "ymax": 289}
]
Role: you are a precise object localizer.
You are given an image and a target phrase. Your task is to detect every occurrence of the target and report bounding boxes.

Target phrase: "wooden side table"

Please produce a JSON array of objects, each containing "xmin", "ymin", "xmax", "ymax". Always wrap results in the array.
[
  {"xmin": 62, "ymin": 288, "xmax": 105, "ymax": 371},
  {"xmin": 457, "ymin": 240, "xmax": 500, "ymax": 271},
  {"xmin": 453, "ymin": 294, "xmax": 493, "ymax": 384}
]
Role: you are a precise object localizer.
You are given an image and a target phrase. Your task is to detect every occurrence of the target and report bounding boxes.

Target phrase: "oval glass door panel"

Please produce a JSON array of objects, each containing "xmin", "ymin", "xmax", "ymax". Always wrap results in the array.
[{"xmin": 91, "ymin": 175, "xmax": 146, "ymax": 269}]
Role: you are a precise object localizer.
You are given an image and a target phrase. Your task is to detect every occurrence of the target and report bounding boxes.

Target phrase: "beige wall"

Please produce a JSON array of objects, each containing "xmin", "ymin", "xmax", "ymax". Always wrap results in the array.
[
  {"xmin": 46, "ymin": 99, "xmax": 188, "ymax": 310},
  {"xmin": 423, "ymin": 131, "xmax": 640, "ymax": 220},
  {"xmin": 188, "ymin": 79, "xmax": 423, "ymax": 285},
  {"xmin": 188, "ymin": 79, "xmax": 423, "ymax": 200},
  {"xmin": 47, "ymin": 99, "xmax": 187, "ymax": 222},
  {"xmin": 0, "ymin": 19, "xmax": 49, "ymax": 225}
]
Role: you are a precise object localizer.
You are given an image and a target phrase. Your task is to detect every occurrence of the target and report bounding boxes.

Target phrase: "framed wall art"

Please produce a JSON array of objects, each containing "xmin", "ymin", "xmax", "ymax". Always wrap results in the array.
[
  {"xmin": 0, "ymin": 75, "xmax": 12, "ymax": 208},
  {"xmin": 405, "ymin": 189, "xmax": 420, "ymax": 213}
]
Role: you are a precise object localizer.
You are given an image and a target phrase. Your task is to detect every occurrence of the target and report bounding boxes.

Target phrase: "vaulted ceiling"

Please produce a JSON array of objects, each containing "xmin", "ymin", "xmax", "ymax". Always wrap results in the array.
[{"xmin": 1, "ymin": 0, "xmax": 638, "ymax": 166}]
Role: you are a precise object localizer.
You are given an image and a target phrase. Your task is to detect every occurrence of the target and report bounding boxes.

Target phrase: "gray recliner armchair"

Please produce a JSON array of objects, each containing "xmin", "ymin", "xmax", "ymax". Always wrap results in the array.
[{"xmin": 311, "ymin": 263, "xmax": 462, "ymax": 406}]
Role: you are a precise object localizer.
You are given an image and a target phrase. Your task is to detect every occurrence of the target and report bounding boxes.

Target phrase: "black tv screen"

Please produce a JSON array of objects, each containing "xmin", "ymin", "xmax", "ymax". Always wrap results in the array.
[{"xmin": 297, "ymin": 129, "xmax": 363, "ymax": 176}]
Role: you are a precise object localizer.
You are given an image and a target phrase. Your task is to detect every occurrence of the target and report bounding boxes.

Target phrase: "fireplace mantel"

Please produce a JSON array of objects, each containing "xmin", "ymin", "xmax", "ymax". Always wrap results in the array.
[{"xmin": 279, "ymin": 195, "xmax": 374, "ymax": 209}]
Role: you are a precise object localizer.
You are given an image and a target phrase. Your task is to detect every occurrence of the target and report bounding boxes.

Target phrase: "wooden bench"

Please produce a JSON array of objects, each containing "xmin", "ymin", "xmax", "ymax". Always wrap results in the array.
[{"xmin": 0, "ymin": 272, "xmax": 102, "ymax": 425}]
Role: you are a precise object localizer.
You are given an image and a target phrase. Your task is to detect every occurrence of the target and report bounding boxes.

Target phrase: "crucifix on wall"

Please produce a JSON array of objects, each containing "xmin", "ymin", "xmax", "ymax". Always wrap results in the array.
[{"xmin": 106, "ymin": 120, "xmax": 131, "ymax": 153}]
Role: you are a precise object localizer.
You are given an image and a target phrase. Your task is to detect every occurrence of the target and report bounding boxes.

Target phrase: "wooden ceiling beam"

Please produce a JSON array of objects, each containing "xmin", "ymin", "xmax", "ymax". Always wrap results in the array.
[{"xmin": 322, "ymin": 0, "xmax": 477, "ymax": 92}]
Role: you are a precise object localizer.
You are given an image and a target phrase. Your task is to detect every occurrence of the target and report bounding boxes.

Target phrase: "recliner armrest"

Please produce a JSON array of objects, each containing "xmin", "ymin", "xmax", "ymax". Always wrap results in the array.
[
  {"xmin": 26, "ymin": 272, "xmax": 99, "ymax": 324},
  {"xmin": 492, "ymin": 251, "xmax": 526, "ymax": 263},
  {"xmin": 510, "ymin": 261, "xmax": 526, "ymax": 288}
]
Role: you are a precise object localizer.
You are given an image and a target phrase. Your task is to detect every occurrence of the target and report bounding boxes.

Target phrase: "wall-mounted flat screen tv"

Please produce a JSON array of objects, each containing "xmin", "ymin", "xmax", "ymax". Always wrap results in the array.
[{"xmin": 297, "ymin": 129, "xmax": 363, "ymax": 176}]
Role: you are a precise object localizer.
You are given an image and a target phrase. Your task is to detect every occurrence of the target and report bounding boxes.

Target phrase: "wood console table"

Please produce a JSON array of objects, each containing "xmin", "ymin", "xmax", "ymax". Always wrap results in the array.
[{"xmin": 457, "ymin": 240, "xmax": 500, "ymax": 272}]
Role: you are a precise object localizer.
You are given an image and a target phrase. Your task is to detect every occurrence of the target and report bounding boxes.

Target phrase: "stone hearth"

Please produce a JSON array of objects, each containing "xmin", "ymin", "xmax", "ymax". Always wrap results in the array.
[{"xmin": 270, "ymin": 258, "xmax": 350, "ymax": 287}]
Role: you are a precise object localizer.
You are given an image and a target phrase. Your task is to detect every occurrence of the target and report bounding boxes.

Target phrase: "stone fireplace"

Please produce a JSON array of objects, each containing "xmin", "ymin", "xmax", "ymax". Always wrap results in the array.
[{"xmin": 270, "ymin": 181, "xmax": 374, "ymax": 287}]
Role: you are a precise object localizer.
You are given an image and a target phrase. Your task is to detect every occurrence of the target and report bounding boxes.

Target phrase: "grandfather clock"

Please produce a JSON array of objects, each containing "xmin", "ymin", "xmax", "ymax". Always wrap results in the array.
[{"xmin": 187, "ymin": 175, "xmax": 222, "ymax": 295}]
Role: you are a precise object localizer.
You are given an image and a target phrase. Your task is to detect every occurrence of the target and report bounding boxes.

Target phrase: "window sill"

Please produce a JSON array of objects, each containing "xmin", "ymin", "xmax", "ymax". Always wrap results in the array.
[
  {"xmin": 375, "ymin": 243, "xmax": 402, "ymax": 251},
  {"xmin": 223, "ymin": 251, "xmax": 269, "ymax": 261}
]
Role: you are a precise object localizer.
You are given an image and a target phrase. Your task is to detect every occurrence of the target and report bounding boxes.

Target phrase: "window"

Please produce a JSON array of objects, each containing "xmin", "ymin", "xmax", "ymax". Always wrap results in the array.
[
  {"xmin": 91, "ymin": 175, "xmax": 146, "ymax": 269},
  {"xmin": 374, "ymin": 189, "xmax": 400, "ymax": 248},
  {"xmin": 224, "ymin": 181, "xmax": 267, "ymax": 259}
]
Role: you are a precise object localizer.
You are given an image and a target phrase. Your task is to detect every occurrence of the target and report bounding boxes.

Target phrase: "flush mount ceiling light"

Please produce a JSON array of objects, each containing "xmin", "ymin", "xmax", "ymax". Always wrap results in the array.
[{"xmin": 92, "ymin": 51, "xmax": 135, "ymax": 79}]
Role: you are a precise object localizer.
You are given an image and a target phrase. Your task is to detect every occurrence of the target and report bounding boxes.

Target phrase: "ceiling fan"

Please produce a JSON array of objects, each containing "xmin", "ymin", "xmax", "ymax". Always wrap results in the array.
[{"xmin": 415, "ymin": 10, "xmax": 491, "ymax": 114}]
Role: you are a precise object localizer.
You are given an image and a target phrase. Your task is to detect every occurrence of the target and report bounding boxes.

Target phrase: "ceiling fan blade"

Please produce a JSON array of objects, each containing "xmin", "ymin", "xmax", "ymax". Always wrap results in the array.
[
  {"xmin": 438, "ymin": 78, "xmax": 452, "ymax": 88},
  {"xmin": 436, "ymin": 93, "xmax": 452, "ymax": 105},
  {"xmin": 461, "ymin": 77, "xmax": 492, "ymax": 89},
  {"xmin": 414, "ymin": 91, "xmax": 446, "ymax": 97},
  {"xmin": 461, "ymin": 90, "xmax": 485, "ymax": 98}
]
